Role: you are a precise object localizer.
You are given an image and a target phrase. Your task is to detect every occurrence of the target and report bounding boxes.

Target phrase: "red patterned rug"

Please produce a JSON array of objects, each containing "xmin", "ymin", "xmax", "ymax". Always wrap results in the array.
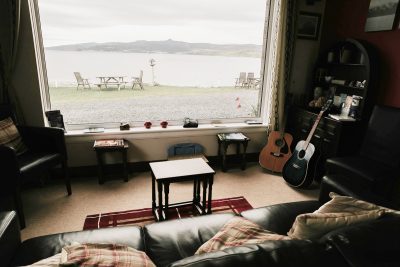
[{"xmin": 83, "ymin": 196, "xmax": 253, "ymax": 230}]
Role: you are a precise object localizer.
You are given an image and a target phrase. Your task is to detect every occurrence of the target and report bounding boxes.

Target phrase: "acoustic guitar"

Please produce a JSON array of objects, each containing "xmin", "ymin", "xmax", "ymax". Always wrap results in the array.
[
  {"xmin": 282, "ymin": 100, "xmax": 332, "ymax": 188},
  {"xmin": 259, "ymin": 112, "xmax": 293, "ymax": 173}
]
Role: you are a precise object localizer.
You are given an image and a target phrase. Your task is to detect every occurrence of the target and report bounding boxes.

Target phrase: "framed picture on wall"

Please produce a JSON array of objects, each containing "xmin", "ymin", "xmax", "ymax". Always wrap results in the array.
[
  {"xmin": 297, "ymin": 12, "xmax": 321, "ymax": 40},
  {"xmin": 365, "ymin": 0, "xmax": 400, "ymax": 32}
]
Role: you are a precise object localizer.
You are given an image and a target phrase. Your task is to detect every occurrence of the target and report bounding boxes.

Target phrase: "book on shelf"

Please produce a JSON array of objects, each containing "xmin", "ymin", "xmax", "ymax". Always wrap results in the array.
[
  {"xmin": 219, "ymin": 132, "xmax": 248, "ymax": 140},
  {"xmin": 94, "ymin": 139, "xmax": 125, "ymax": 148}
]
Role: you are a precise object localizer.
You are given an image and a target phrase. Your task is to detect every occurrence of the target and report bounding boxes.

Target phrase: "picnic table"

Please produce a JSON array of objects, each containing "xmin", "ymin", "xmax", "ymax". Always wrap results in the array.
[{"xmin": 96, "ymin": 76, "xmax": 127, "ymax": 90}]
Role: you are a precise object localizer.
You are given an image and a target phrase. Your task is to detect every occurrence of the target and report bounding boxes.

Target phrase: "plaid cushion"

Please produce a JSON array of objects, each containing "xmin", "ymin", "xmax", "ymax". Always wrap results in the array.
[
  {"xmin": 61, "ymin": 243, "xmax": 155, "ymax": 267},
  {"xmin": 195, "ymin": 216, "xmax": 290, "ymax": 255},
  {"xmin": 0, "ymin": 117, "xmax": 28, "ymax": 155}
]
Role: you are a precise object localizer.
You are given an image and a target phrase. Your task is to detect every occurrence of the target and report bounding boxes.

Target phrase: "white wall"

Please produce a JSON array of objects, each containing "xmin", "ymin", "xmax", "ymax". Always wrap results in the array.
[{"xmin": 66, "ymin": 126, "xmax": 267, "ymax": 167}]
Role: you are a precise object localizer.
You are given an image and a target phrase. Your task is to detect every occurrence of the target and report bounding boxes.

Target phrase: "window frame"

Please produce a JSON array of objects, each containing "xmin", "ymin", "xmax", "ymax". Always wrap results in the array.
[{"xmin": 32, "ymin": 0, "xmax": 277, "ymax": 131}]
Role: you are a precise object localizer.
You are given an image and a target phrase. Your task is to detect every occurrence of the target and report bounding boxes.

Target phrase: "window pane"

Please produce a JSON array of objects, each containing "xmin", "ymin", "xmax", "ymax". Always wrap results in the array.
[{"xmin": 38, "ymin": 0, "xmax": 266, "ymax": 124}]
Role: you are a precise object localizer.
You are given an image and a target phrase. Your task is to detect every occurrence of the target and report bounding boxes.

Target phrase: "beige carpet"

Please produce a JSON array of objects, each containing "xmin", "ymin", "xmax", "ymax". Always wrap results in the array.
[{"xmin": 20, "ymin": 163, "xmax": 319, "ymax": 241}]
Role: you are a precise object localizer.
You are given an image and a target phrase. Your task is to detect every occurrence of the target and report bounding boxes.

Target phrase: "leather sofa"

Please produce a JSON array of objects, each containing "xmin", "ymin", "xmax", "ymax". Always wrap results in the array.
[{"xmin": 1, "ymin": 175, "xmax": 399, "ymax": 267}]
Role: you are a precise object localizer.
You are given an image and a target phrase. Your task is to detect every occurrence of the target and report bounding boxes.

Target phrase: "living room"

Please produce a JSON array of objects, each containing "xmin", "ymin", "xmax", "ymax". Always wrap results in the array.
[{"xmin": 1, "ymin": 0, "xmax": 400, "ymax": 266}]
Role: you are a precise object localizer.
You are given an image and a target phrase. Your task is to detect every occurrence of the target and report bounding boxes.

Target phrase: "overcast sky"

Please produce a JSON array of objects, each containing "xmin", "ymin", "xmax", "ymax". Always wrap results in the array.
[{"xmin": 38, "ymin": 0, "xmax": 267, "ymax": 47}]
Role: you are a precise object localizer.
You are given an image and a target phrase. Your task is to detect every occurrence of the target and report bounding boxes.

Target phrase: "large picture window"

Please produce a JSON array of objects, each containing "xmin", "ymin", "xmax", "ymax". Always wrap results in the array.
[{"xmin": 37, "ymin": 0, "xmax": 267, "ymax": 126}]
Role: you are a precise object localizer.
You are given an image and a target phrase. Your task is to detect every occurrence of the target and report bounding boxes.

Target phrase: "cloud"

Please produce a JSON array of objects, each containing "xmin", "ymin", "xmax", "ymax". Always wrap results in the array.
[{"xmin": 38, "ymin": 0, "xmax": 266, "ymax": 46}]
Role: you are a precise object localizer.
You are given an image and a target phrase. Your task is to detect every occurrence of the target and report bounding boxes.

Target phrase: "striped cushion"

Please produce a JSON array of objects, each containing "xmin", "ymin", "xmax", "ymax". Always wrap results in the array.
[
  {"xmin": 195, "ymin": 216, "xmax": 290, "ymax": 255},
  {"xmin": 0, "ymin": 117, "xmax": 28, "ymax": 155},
  {"xmin": 61, "ymin": 243, "xmax": 156, "ymax": 267}
]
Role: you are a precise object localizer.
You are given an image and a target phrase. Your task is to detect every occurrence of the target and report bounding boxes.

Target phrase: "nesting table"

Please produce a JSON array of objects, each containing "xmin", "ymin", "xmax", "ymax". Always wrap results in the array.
[{"xmin": 149, "ymin": 158, "xmax": 215, "ymax": 221}]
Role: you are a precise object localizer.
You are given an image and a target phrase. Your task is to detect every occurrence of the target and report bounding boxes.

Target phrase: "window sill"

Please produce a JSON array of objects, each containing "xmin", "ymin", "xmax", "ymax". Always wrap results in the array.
[{"xmin": 65, "ymin": 123, "xmax": 268, "ymax": 140}]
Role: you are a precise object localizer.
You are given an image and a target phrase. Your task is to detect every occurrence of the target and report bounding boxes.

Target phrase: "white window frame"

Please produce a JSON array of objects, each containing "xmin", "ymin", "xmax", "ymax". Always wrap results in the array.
[{"xmin": 31, "ymin": 0, "xmax": 279, "ymax": 132}]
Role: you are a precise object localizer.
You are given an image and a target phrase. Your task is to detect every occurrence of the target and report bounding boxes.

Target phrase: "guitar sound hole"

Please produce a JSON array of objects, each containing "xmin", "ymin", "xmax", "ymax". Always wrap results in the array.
[
  {"xmin": 275, "ymin": 139, "xmax": 284, "ymax": 147},
  {"xmin": 298, "ymin": 150, "xmax": 306, "ymax": 159}
]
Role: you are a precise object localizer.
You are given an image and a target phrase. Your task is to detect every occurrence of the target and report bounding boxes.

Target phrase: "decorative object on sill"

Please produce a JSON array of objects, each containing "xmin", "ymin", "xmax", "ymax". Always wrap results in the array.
[
  {"xmin": 84, "ymin": 127, "xmax": 104, "ymax": 133},
  {"xmin": 160, "ymin": 121, "xmax": 168, "ymax": 128},
  {"xmin": 245, "ymin": 120, "xmax": 263, "ymax": 125},
  {"xmin": 183, "ymin": 117, "xmax": 198, "ymax": 128},
  {"xmin": 119, "ymin": 122, "xmax": 130, "ymax": 131},
  {"xmin": 144, "ymin": 121, "xmax": 152, "ymax": 129},
  {"xmin": 365, "ymin": 0, "xmax": 400, "ymax": 32},
  {"xmin": 45, "ymin": 110, "xmax": 65, "ymax": 131},
  {"xmin": 297, "ymin": 12, "xmax": 321, "ymax": 40}
]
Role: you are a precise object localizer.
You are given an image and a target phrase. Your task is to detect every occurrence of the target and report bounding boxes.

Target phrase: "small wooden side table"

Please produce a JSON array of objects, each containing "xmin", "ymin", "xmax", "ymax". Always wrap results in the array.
[
  {"xmin": 217, "ymin": 133, "xmax": 250, "ymax": 172},
  {"xmin": 93, "ymin": 140, "xmax": 129, "ymax": 184},
  {"xmin": 149, "ymin": 158, "xmax": 215, "ymax": 221}
]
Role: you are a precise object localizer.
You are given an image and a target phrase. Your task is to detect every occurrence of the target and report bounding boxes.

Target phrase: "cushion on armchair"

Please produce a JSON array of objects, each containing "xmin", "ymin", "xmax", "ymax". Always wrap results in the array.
[{"xmin": 0, "ymin": 117, "xmax": 28, "ymax": 155}]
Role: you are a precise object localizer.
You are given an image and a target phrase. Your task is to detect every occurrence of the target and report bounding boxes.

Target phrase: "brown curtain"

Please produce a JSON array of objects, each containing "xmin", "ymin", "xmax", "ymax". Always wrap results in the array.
[
  {"xmin": 0, "ymin": 0, "xmax": 21, "ymax": 107},
  {"xmin": 268, "ymin": 0, "xmax": 298, "ymax": 131}
]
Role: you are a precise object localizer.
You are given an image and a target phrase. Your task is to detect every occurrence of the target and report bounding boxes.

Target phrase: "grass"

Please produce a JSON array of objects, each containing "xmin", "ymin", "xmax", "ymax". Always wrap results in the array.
[
  {"xmin": 49, "ymin": 84, "xmax": 260, "ymax": 123},
  {"xmin": 49, "ymin": 85, "xmax": 241, "ymax": 103}
]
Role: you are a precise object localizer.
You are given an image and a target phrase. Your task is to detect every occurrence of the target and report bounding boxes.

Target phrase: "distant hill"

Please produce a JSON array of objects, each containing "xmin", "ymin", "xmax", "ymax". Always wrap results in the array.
[{"xmin": 47, "ymin": 39, "xmax": 262, "ymax": 58}]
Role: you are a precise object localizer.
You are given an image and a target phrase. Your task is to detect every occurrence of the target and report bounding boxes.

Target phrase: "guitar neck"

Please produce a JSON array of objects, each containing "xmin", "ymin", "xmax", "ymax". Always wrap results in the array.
[{"xmin": 302, "ymin": 111, "xmax": 324, "ymax": 150}]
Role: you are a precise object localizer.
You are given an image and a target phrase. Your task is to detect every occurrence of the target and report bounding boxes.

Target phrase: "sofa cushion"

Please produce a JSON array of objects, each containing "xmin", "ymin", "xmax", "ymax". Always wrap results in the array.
[
  {"xmin": 195, "ymin": 216, "xmax": 289, "ymax": 255},
  {"xmin": 240, "ymin": 201, "xmax": 320, "ymax": 235},
  {"xmin": 0, "ymin": 117, "xmax": 28, "ymax": 155},
  {"xmin": 62, "ymin": 243, "xmax": 155, "ymax": 267},
  {"xmin": 144, "ymin": 213, "xmax": 236, "ymax": 267},
  {"xmin": 287, "ymin": 193, "xmax": 395, "ymax": 240},
  {"xmin": 170, "ymin": 240, "xmax": 348, "ymax": 267},
  {"xmin": 11, "ymin": 225, "xmax": 144, "ymax": 266}
]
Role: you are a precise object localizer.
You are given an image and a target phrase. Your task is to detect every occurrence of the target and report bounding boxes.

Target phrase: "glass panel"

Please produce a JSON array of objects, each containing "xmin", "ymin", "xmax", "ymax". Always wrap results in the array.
[{"xmin": 38, "ymin": 0, "xmax": 266, "ymax": 124}]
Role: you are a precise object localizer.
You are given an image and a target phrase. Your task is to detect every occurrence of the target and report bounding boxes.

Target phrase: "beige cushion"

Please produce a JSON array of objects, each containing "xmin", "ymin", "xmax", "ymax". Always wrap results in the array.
[
  {"xmin": 27, "ymin": 243, "xmax": 155, "ymax": 267},
  {"xmin": 0, "ymin": 117, "xmax": 28, "ymax": 155},
  {"xmin": 288, "ymin": 192, "xmax": 399, "ymax": 240},
  {"xmin": 195, "ymin": 216, "xmax": 290, "ymax": 255}
]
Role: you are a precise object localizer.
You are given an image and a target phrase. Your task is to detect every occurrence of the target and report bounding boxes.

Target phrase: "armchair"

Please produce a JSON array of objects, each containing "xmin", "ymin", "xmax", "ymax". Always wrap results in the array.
[
  {"xmin": 0, "ymin": 105, "xmax": 71, "ymax": 228},
  {"xmin": 325, "ymin": 105, "xmax": 400, "ymax": 208}
]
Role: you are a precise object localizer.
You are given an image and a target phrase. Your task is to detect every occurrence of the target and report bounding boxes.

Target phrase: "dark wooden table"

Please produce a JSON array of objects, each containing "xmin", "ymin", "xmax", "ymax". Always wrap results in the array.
[
  {"xmin": 217, "ymin": 133, "xmax": 250, "ymax": 172},
  {"xmin": 149, "ymin": 158, "xmax": 215, "ymax": 221},
  {"xmin": 94, "ymin": 141, "xmax": 129, "ymax": 184}
]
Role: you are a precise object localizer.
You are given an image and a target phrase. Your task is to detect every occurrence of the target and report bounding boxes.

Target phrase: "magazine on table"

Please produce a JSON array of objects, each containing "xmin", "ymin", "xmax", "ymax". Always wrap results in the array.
[
  {"xmin": 94, "ymin": 139, "xmax": 125, "ymax": 148},
  {"xmin": 219, "ymin": 132, "xmax": 248, "ymax": 140}
]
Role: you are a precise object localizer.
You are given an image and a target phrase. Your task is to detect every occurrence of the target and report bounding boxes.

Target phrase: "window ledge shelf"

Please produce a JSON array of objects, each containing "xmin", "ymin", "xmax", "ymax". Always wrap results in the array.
[{"xmin": 65, "ymin": 123, "xmax": 268, "ymax": 142}]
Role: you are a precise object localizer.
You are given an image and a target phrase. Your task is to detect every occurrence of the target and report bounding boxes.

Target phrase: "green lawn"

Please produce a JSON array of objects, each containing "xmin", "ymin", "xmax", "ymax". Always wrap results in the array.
[
  {"xmin": 49, "ymin": 85, "xmax": 241, "ymax": 103},
  {"xmin": 48, "ymin": 85, "xmax": 260, "ymax": 123}
]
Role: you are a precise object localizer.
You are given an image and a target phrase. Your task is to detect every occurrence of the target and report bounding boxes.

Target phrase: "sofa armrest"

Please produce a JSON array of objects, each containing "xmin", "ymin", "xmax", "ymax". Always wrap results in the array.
[
  {"xmin": 0, "ymin": 145, "xmax": 20, "ymax": 190},
  {"xmin": 319, "ymin": 175, "xmax": 395, "ymax": 209},
  {"xmin": 0, "ymin": 211, "xmax": 21, "ymax": 266},
  {"xmin": 18, "ymin": 126, "xmax": 67, "ymax": 160},
  {"xmin": 321, "ymin": 217, "xmax": 400, "ymax": 267}
]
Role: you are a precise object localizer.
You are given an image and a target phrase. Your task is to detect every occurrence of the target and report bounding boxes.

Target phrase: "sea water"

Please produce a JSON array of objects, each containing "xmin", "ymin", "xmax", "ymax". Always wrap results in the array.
[{"xmin": 44, "ymin": 50, "xmax": 261, "ymax": 88}]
